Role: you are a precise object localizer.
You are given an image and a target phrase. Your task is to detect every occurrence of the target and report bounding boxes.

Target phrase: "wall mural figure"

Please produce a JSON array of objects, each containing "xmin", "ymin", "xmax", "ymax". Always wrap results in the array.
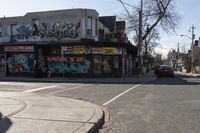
[
  {"xmin": 47, "ymin": 57, "xmax": 90, "ymax": 73},
  {"xmin": 40, "ymin": 21, "xmax": 81, "ymax": 40},
  {"xmin": 16, "ymin": 25, "xmax": 32, "ymax": 39},
  {"xmin": 7, "ymin": 54, "xmax": 36, "ymax": 72}
]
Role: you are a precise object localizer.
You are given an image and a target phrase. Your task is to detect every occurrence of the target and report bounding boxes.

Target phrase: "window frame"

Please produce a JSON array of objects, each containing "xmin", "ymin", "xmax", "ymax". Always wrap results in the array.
[{"xmin": 86, "ymin": 16, "xmax": 92, "ymax": 35}]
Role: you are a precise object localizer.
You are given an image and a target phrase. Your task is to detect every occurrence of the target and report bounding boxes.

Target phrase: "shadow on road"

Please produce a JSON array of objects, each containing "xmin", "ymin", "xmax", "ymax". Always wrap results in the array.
[
  {"xmin": 0, "ymin": 72, "xmax": 199, "ymax": 85},
  {"xmin": 0, "ymin": 112, "xmax": 12, "ymax": 133}
]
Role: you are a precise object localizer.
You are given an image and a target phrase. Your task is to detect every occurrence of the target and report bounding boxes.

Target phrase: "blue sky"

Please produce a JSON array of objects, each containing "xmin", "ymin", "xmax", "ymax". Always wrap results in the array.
[{"xmin": 0, "ymin": 0, "xmax": 199, "ymax": 58}]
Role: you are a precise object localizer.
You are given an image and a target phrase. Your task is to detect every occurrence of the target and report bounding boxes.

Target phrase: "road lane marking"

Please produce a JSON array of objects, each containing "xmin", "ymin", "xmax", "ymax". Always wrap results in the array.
[
  {"xmin": 23, "ymin": 85, "xmax": 57, "ymax": 93},
  {"xmin": 48, "ymin": 84, "xmax": 92, "ymax": 95},
  {"xmin": 102, "ymin": 82, "xmax": 144, "ymax": 106}
]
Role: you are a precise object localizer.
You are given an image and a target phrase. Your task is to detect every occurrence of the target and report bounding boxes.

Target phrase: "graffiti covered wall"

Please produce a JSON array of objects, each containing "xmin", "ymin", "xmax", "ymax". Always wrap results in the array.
[
  {"xmin": 47, "ymin": 56, "xmax": 91, "ymax": 74},
  {"xmin": 0, "ymin": 25, "xmax": 10, "ymax": 42},
  {"xmin": 0, "ymin": 21, "xmax": 81, "ymax": 42},
  {"xmin": 7, "ymin": 54, "xmax": 36, "ymax": 73},
  {"xmin": 41, "ymin": 22, "xmax": 81, "ymax": 40}
]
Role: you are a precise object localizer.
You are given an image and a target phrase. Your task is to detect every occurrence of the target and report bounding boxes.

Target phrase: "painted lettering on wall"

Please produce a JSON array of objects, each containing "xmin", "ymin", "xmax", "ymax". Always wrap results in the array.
[
  {"xmin": 41, "ymin": 21, "xmax": 81, "ymax": 40},
  {"xmin": 0, "ymin": 21, "xmax": 81, "ymax": 41},
  {"xmin": 47, "ymin": 56, "xmax": 90, "ymax": 73},
  {"xmin": 7, "ymin": 54, "xmax": 36, "ymax": 73},
  {"xmin": 16, "ymin": 25, "xmax": 32, "ymax": 39}
]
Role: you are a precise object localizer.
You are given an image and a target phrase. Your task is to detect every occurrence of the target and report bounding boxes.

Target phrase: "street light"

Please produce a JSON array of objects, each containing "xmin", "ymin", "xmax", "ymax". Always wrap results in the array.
[{"xmin": 180, "ymin": 33, "xmax": 195, "ymax": 73}]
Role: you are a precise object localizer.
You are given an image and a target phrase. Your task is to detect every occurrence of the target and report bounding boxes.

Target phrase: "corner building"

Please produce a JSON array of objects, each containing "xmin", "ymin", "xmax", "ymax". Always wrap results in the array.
[{"xmin": 0, "ymin": 9, "xmax": 137, "ymax": 77}]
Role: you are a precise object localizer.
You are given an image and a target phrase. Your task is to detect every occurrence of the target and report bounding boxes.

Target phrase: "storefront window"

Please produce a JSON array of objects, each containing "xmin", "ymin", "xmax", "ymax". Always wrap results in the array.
[
  {"xmin": 113, "ymin": 56, "xmax": 119, "ymax": 69},
  {"xmin": 0, "ymin": 54, "xmax": 6, "ymax": 76},
  {"xmin": 93, "ymin": 56, "xmax": 102, "ymax": 74}
]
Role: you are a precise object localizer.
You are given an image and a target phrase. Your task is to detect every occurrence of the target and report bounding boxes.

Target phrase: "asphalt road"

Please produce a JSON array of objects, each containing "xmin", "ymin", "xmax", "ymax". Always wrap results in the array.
[{"xmin": 1, "ymin": 73, "xmax": 200, "ymax": 133}]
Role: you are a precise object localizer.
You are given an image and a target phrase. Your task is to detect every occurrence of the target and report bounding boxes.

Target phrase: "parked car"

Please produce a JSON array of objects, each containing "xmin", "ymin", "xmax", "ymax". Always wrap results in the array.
[{"xmin": 157, "ymin": 65, "xmax": 174, "ymax": 77}]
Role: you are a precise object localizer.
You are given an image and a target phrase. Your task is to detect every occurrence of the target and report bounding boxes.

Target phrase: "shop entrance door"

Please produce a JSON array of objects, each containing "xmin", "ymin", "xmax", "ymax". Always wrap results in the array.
[
  {"xmin": 93, "ymin": 56, "xmax": 102, "ymax": 75},
  {"xmin": 0, "ymin": 54, "xmax": 6, "ymax": 76},
  {"xmin": 102, "ymin": 56, "xmax": 113, "ymax": 75}
]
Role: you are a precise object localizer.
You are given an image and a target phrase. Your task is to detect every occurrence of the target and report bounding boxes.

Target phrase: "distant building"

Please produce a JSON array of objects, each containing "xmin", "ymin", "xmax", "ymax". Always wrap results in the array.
[
  {"xmin": 168, "ymin": 49, "xmax": 189, "ymax": 71},
  {"xmin": 193, "ymin": 41, "xmax": 200, "ymax": 73},
  {"xmin": 0, "ymin": 8, "xmax": 137, "ymax": 77}
]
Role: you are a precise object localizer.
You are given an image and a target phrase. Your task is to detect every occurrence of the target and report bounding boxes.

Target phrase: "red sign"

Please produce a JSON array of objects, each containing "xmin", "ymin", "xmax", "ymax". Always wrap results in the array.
[{"xmin": 4, "ymin": 46, "xmax": 34, "ymax": 52}]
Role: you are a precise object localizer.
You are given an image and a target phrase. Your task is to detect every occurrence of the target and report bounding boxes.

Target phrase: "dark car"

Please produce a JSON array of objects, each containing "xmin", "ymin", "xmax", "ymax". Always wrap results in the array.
[{"xmin": 157, "ymin": 65, "xmax": 174, "ymax": 77}]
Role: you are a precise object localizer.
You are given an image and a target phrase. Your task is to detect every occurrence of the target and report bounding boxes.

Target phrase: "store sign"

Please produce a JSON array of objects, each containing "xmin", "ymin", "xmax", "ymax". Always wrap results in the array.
[
  {"xmin": 102, "ymin": 47, "xmax": 117, "ymax": 55},
  {"xmin": 92, "ymin": 47, "xmax": 122, "ymax": 55},
  {"xmin": 92, "ymin": 47, "xmax": 102, "ymax": 54},
  {"xmin": 4, "ymin": 46, "xmax": 34, "ymax": 52},
  {"xmin": 62, "ymin": 46, "xmax": 73, "ymax": 54},
  {"xmin": 73, "ymin": 46, "xmax": 85, "ymax": 54},
  {"xmin": 62, "ymin": 46, "xmax": 91, "ymax": 55}
]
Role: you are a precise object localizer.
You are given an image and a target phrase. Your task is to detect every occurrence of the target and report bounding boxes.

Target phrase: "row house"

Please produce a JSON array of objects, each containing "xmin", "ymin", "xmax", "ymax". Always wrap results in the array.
[
  {"xmin": 192, "ymin": 41, "xmax": 200, "ymax": 73},
  {"xmin": 0, "ymin": 8, "xmax": 137, "ymax": 77},
  {"xmin": 168, "ymin": 49, "xmax": 190, "ymax": 72}
]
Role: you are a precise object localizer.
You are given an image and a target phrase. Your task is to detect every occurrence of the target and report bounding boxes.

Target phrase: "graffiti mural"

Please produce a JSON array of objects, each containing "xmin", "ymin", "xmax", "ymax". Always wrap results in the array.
[
  {"xmin": 0, "ymin": 21, "xmax": 81, "ymax": 42},
  {"xmin": 16, "ymin": 25, "xmax": 32, "ymax": 39},
  {"xmin": 47, "ymin": 56, "xmax": 90, "ymax": 73},
  {"xmin": 0, "ymin": 25, "xmax": 9, "ymax": 38},
  {"xmin": 7, "ymin": 54, "xmax": 36, "ymax": 72},
  {"xmin": 40, "ymin": 21, "xmax": 81, "ymax": 40}
]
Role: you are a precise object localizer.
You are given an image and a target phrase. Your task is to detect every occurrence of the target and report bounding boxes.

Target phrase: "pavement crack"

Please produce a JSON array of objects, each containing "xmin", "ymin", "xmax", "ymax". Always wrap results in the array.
[
  {"xmin": 0, "ymin": 97, "xmax": 27, "ymax": 117},
  {"xmin": 11, "ymin": 116, "xmax": 96, "ymax": 124}
]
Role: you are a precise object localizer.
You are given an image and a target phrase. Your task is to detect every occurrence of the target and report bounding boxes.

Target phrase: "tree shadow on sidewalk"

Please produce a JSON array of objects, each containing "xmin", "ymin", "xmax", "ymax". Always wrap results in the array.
[{"xmin": 0, "ymin": 112, "xmax": 12, "ymax": 133}]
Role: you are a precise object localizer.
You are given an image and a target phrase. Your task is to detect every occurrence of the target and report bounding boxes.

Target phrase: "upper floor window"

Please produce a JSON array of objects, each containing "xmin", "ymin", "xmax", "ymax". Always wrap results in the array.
[
  {"xmin": 32, "ymin": 19, "xmax": 39, "ymax": 36},
  {"xmin": 11, "ymin": 24, "xmax": 17, "ymax": 36},
  {"xmin": 87, "ymin": 17, "xmax": 92, "ymax": 35},
  {"xmin": 95, "ymin": 18, "xmax": 98, "ymax": 36},
  {"xmin": 0, "ymin": 25, "xmax": 2, "ymax": 37}
]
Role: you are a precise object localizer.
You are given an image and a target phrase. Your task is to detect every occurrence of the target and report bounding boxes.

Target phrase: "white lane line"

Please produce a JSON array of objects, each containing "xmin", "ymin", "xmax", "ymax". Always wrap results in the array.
[
  {"xmin": 23, "ymin": 85, "xmax": 57, "ymax": 93},
  {"xmin": 102, "ymin": 82, "xmax": 144, "ymax": 106},
  {"xmin": 49, "ymin": 84, "xmax": 92, "ymax": 95}
]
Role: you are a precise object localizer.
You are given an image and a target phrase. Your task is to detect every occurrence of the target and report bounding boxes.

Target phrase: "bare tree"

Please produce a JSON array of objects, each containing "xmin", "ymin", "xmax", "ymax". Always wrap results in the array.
[{"xmin": 118, "ymin": 0, "xmax": 180, "ymax": 47}]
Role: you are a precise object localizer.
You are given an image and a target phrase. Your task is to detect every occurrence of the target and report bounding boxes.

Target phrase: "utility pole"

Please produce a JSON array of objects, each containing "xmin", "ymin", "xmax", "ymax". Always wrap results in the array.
[
  {"xmin": 191, "ymin": 25, "xmax": 195, "ymax": 73},
  {"xmin": 138, "ymin": 0, "xmax": 143, "ymax": 77}
]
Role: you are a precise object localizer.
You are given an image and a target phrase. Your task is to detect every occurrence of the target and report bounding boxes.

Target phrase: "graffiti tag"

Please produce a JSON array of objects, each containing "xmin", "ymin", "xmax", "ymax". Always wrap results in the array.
[
  {"xmin": 16, "ymin": 25, "xmax": 32, "ymax": 39},
  {"xmin": 40, "ymin": 22, "xmax": 81, "ymax": 40},
  {"xmin": 7, "ymin": 54, "xmax": 36, "ymax": 72},
  {"xmin": 47, "ymin": 56, "xmax": 90, "ymax": 73}
]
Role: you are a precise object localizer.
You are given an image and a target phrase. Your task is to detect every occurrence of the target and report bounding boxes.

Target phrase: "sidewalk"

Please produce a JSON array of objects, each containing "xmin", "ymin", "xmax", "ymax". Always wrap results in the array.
[
  {"xmin": 0, "ymin": 72, "xmax": 156, "ymax": 132},
  {"xmin": 0, "ymin": 71, "xmax": 156, "ymax": 84},
  {"xmin": 175, "ymin": 71, "xmax": 200, "ymax": 77},
  {"xmin": 0, "ymin": 92, "xmax": 104, "ymax": 133}
]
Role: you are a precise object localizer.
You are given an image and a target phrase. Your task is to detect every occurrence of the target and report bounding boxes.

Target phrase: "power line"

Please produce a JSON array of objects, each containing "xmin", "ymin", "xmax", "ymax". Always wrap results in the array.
[{"xmin": 116, "ymin": 0, "xmax": 139, "ymax": 10}]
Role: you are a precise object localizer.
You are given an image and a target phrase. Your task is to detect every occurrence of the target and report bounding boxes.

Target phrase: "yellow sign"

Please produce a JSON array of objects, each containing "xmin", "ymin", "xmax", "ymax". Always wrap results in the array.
[
  {"xmin": 73, "ymin": 46, "xmax": 85, "ymax": 54},
  {"xmin": 102, "ymin": 47, "xmax": 118, "ymax": 55},
  {"xmin": 92, "ymin": 47, "xmax": 102, "ymax": 54}
]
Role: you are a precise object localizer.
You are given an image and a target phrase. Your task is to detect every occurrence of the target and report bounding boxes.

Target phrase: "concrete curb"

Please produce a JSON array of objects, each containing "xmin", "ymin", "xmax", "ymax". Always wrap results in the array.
[{"xmin": 0, "ymin": 92, "xmax": 105, "ymax": 133}]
